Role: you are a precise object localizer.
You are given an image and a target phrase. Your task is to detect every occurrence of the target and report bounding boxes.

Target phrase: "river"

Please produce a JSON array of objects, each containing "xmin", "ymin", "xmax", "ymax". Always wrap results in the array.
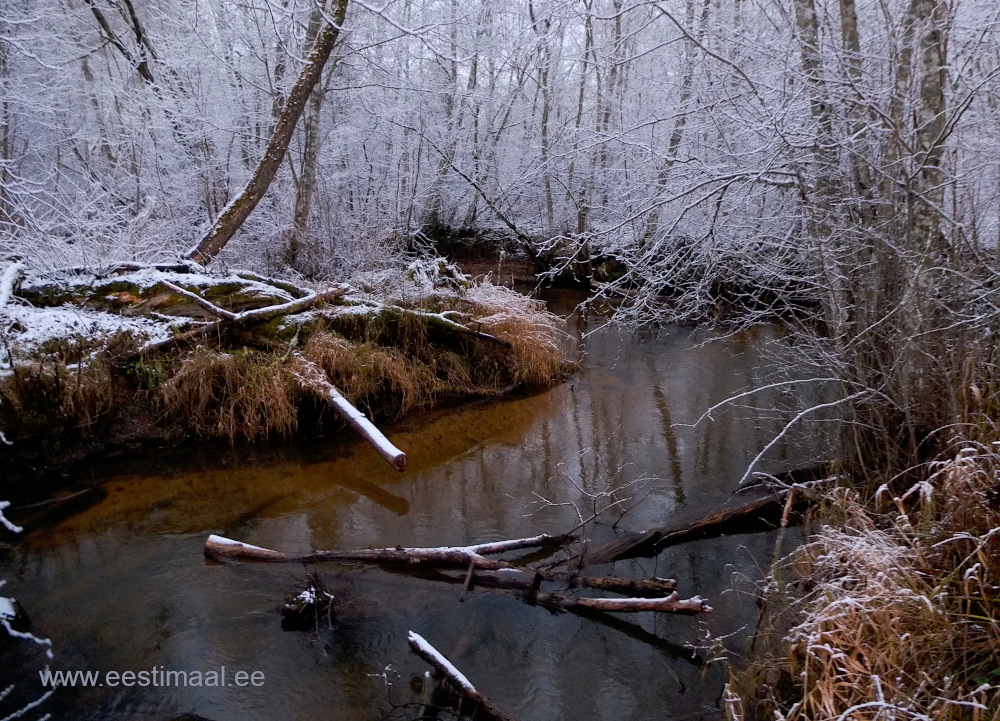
[{"xmin": 1, "ymin": 288, "xmax": 828, "ymax": 721}]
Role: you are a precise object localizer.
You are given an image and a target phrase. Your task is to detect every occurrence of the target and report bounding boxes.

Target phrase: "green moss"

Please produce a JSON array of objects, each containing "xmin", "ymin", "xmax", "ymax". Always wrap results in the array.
[
  {"xmin": 95, "ymin": 280, "xmax": 141, "ymax": 296},
  {"xmin": 125, "ymin": 358, "xmax": 168, "ymax": 390},
  {"xmin": 16, "ymin": 284, "xmax": 85, "ymax": 307}
]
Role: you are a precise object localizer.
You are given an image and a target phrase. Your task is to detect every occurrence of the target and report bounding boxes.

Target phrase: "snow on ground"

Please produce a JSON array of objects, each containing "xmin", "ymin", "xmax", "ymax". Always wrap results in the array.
[
  {"xmin": 0, "ymin": 302, "xmax": 175, "ymax": 369},
  {"xmin": 0, "ymin": 264, "xmax": 305, "ymax": 368},
  {"xmin": 20, "ymin": 265, "xmax": 297, "ymax": 302}
]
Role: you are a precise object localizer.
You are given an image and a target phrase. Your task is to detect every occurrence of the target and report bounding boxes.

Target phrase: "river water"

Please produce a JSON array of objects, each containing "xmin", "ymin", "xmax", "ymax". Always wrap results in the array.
[{"xmin": 1, "ymin": 289, "xmax": 827, "ymax": 721}]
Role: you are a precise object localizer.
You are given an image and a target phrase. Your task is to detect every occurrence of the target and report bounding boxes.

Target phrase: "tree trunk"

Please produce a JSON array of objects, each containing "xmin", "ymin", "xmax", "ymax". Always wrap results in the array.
[{"xmin": 186, "ymin": 0, "xmax": 349, "ymax": 265}]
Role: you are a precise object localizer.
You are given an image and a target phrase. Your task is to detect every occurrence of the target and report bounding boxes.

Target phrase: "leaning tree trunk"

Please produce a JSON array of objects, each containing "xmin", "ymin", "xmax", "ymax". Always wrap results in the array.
[{"xmin": 186, "ymin": 0, "xmax": 349, "ymax": 265}]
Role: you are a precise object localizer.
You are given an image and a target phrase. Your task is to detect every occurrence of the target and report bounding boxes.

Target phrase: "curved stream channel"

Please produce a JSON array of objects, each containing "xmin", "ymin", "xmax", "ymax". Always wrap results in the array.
[{"xmin": 1, "ymin": 289, "xmax": 829, "ymax": 721}]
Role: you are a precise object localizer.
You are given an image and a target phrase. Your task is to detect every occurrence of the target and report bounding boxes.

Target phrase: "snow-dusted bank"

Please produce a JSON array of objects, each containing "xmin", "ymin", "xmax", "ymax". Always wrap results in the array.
[{"xmin": 0, "ymin": 258, "xmax": 575, "ymax": 476}]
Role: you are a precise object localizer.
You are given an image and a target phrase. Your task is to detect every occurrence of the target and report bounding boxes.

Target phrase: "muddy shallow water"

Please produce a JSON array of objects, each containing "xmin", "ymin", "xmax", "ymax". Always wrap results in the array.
[{"xmin": 1, "ymin": 289, "xmax": 827, "ymax": 721}]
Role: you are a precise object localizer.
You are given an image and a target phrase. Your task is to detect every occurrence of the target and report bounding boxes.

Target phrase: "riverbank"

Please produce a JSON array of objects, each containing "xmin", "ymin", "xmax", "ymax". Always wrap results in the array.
[
  {"xmin": 0, "ymin": 259, "xmax": 575, "ymax": 489},
  {"xmin": 725, "ymin": 440, "xmax": 1000, "ymax": 721}
]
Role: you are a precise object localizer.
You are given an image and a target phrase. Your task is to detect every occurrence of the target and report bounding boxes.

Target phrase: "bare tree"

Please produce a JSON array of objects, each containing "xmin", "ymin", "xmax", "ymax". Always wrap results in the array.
[{"xmin": 186, "ymin": 0, "xmax": 349, "ymax": 265}]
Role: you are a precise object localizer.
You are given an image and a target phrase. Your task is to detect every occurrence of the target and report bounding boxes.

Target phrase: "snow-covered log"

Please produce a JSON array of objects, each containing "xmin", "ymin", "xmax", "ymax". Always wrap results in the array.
[
  {"xmin": 161, "ymin": 281, "xmax": 239, "ymax": 320},
  {"xmin": 134, "ymin": 284, "xmax": 348, "ymax": 358},
  {"xmin": 0, "ymin": 262, "xmax": 24, "ymax": 309},
  {"xmin": 407, "ymin": 631, "xmax": 518, "ymax": 721},
  {"xmin": 205, "ymin": 533, "xmax": 521, "ymax": 570},
  {"xmin": 289, "ymin": 355, "xmax": 407, "ymax": 471}
]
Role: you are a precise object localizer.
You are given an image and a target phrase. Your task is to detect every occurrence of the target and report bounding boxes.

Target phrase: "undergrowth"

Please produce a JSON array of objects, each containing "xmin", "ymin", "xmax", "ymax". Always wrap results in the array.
[{"xmin": 727, "ymin": 447, "xmax": 1000, "ymax": 721}]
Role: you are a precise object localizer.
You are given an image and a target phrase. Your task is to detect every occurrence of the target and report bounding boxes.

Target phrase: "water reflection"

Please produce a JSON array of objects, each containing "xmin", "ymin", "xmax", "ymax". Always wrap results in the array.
[{"xmin": 2, "ymin": 289, "xmax": 827, "ymax": 721}]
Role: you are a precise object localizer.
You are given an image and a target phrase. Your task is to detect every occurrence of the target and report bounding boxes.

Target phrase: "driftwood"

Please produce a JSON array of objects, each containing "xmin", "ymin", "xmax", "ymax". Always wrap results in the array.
[
  {"xmin": 468, "ymin": 569, "xmax": 676, "ymax": 597},
  {"xmin": 204, "ymin": 534, "xmax": 711, "ymax": 615},
  {"xmin": 289, "ymin": 355, "xmax": 407, "ymax": 471},
  {"xmin": 585, "ymin": 485, "xmax": 819, "ymax": 564},
  {"xmin": 408, "ymin": 631, "xmax": 518, "ymax": 721},
  {"xmin": 205, "ymin": 533, "xmax": 564, "ymax": 570},
  {"xmin": 534, "ymin": 591, "xmax": 709, "ymax": 614}
]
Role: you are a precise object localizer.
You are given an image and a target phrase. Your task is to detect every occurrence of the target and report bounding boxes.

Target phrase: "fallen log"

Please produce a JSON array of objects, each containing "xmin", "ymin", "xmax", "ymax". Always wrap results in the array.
[
  {"xmin": 161, "ymin": 281, "xmax": 239, "ymax": 321},
  {"xmin": 408, "ymin": 631, "xmax": 518, "ymax": 721},
  {"xmin": 289, "ymin": 355, "xmax": 407, "ymax": 472},
  {"xmin": 470, "ymin": 569, "xmax": 676, "ymax": 597},
  {"xmin": 204, "ymin": 533, "xmax": 563, "ymax": 570},
  {"xmin": 133, "ymin": 285, "xmax": 347, "ymax": 358},
  {"xmin": 535, "ymin": 591, "xmax": 710, "ymax": 614},
  {"xmin": 205, "ymin": 534, "xmax": 707, "ymax": 614},
  {"xmin": 585, "ymin": 486, "xmax": 817, "ymax": 564}
]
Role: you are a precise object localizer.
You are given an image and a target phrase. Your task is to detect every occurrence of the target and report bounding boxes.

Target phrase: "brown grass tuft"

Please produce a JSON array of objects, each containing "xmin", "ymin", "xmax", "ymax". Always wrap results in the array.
[
  {"xmin": 160, "ymin": 348, "xmax": 297, "ymax": 442},
  {"xmin": 462, "ymin": 282, "xmax": 577, "ymax": 386},
  {"xmin": 0, "ymin": 355, "xmax": 115, "ymax": 438},
  {"xmin": 302, "ymin": 331, "xmax": 435, "ymax": 415}
]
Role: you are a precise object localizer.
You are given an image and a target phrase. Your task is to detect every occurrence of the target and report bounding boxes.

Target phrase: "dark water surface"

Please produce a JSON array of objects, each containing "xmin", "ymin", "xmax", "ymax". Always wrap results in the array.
[{"xmin": 2, "ymin": 289, "xmax": 825, "ymax": 721}]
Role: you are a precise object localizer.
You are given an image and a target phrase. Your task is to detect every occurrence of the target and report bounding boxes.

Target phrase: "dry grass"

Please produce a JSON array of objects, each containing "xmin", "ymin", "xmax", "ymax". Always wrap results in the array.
[
  {"xmin": 160, "ymin": 347, "xmax": 299, "ymax": 441},
  {"xmin": 156, "ymin": 285, "xmax": 574, "ymax": 443},
  {"xmin": 0, "ymin": 356, "xmax": 115, "ymax": 436},
  {"xmin": 302, "ymin": 331, "xmax": 435, "ymax": 414},
  {"xmin": 728, "ymin": 451, "xmax": 1000, "ymax": 721},
  {"xmin": 461, "ymin": 282, "xmax": 577, "ymax": 386},
  {"xmin": 0, "ymin": 330, "xmax": 149, "ymax": 440}
]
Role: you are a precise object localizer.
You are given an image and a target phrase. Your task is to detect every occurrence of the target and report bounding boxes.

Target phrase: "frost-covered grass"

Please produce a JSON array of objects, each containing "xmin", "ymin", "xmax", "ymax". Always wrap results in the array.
[{"xmin": 727, "ymin": 448, "xmax": 1000, "ymax": 721}]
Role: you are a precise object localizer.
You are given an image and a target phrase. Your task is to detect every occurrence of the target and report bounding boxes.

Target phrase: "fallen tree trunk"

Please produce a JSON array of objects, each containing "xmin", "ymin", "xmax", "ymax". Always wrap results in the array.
[
  {"xmin": 204, "ymin": 534, "xmax": 710, "ymax": 614},
  {"xmin": 535, "ymin": 591, "xmax": 710, "ymax": 614},
  {"xmin": 585, "ymin": 485, "xmax": 819, "ymax": 564},
  {"xmin": 204, "ymin": 533, "xmax": 563, "ymax": 570},
  {"xmin": 470, "ymin": 569, "xmax": 676, "ymax": 597},
  {"xmin": 408, "ymin": 631, "xmax": 518, "ymax": 721},
  {"xmin": 289, "ymin": 355, "xmax": 407, "ymax": 472},
  {"xmin": 133, "ymin": 285, "xmax": 348, "ymax": 358}
]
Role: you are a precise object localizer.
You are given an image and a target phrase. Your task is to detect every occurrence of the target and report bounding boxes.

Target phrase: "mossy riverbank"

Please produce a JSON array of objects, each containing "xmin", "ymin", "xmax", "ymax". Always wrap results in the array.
[{"xmin": 0, "ymin": 260, "xmax": 575, "ymax": 488}]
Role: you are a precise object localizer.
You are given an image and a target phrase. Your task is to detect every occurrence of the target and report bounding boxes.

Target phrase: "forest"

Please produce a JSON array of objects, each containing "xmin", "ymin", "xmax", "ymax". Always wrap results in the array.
[{"xmin": 2, "ymin": 0, "xmax": 1000, "ymax": 719}]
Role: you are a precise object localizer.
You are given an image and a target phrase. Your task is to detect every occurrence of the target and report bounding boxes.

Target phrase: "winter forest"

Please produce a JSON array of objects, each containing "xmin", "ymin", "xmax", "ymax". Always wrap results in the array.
[{"xmin": 3, "ymin": 0, "xmax": 1000, "ymax": 719}]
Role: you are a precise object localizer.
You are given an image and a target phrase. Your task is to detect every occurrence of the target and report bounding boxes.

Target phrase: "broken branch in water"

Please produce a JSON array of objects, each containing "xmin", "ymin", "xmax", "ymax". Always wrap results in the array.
[
  {"xmin": 204, "ymin": 533, "xmax": 710, "ymax": 614},
  {"xmin": 204, "ymin": 533, "xmax": 563, "ymax": 570},
  {"xmin": 289, "ymin": 354, "xmax": 407, "ymax": 471},
  {"xmin": 407, "ymin": 631, "xmax": 518, "ymax": 721},
  {"xmin": 584, "ymin": 482, "xmax": 823, "ymax": 564}
]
